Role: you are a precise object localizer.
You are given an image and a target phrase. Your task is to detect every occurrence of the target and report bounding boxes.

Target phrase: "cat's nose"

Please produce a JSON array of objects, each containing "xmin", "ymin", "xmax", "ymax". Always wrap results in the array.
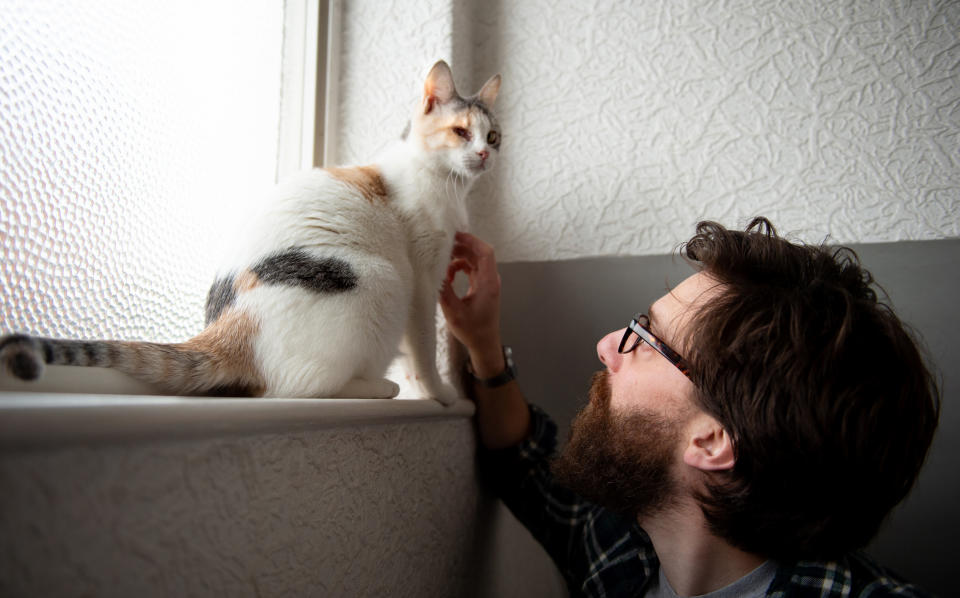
[{"xmin": 477, "ymin": 150, "xmax": 489, "ymax": 162}]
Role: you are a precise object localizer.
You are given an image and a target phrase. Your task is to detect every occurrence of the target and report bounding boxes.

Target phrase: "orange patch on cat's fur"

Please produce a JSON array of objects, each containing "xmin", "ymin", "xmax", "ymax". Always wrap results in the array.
[
  {"xmin": 234, "ymin": 270, "xmax": 260, "ymax": 293},
  {"xmin": 184, "ymin": 309, "xmax": 266, "ymax": 396},
  {"xmin": 326, "ymin": 165, "xmax": 388, "ymax": 203},
  {"xmin": 421, "ymin": 113, "xmax": 473, "ymax": 151}
]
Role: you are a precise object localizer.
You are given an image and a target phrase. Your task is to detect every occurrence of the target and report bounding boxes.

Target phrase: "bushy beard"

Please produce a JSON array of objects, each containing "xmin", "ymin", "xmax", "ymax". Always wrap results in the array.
[{"xmin": 551, "ymin": 371, "xmax": 681, "ymax": 519}]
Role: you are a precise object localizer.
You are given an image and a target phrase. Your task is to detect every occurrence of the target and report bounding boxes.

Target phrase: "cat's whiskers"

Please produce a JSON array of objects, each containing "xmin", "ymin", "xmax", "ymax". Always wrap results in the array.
[
  {"xmin": 443, "ymin": 169, "xmax": 459, "ymax": 200},
  {"xmin": 431, "ymin": 167, "xmax": 461, "ymax": 207},
  {"xmin": 443, "ymin": 169, "xmax": 469, "ymax": 205}
]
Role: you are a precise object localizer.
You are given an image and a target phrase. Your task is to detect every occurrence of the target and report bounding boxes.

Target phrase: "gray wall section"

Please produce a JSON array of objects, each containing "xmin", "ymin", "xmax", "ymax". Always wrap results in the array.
[{"xmin": 496, "ymin": 238, "xmax": 960, "ymax": 597}]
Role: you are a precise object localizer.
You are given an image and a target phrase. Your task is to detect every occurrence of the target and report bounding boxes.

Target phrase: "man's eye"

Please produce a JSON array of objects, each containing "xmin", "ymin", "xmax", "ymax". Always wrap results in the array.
[
  {"xmin": 487, "ymin": 130, "xmax": 499, "ymax": 145},
  {"xmin": 453, "ymin": 127, "xmax": 471, "ymax": 141}
]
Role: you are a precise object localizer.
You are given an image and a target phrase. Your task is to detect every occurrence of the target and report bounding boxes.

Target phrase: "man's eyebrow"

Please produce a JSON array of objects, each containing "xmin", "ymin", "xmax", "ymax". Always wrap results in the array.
[
  {"xmin": 647, "ymin": 305, "xmax": 661, "ymax": 334},
  {"xmin": 648, "ymin": 305, "xmax": 677, "ymax": 345}
]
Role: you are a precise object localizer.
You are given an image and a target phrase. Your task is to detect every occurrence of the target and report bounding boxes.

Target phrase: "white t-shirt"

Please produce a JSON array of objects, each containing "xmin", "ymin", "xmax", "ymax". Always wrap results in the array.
[{"xmin": 644, "ymin": 560, "xmax": 778, "ymax": 598}]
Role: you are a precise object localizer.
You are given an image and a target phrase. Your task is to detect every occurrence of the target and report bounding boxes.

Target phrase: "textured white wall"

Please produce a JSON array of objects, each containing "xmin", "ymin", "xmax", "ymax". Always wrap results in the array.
[
  {"xmin": 0, "ymin": 0, "xmax": 283, "ymax": 342},
  {"xmin": 332, "ymin": 0, "xmax": 460, "ymax": 165},
  {"xmin": 337, "ymin": 0, "xmax": 960, "ymax": 261},
  {"xmin": 480, "ymin": 0, "xmax": 960, "ymax": 260}
]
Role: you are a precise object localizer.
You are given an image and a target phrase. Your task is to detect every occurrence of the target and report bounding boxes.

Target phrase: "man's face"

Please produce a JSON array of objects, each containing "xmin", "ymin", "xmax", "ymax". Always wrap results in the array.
[{"xmin": 551, "ymin": 272, "xmax": 720, "ymax": 518}]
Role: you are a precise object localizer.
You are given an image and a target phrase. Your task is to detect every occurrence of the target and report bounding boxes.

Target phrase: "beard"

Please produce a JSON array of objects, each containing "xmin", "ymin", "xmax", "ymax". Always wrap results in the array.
[{"xmin": 551, "ymin": 370, "xmax": 681, "ymax": 519}]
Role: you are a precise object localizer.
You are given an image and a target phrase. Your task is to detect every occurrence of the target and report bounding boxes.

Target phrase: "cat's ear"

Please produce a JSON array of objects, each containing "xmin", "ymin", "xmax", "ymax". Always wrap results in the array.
[
  {"xmin": 476, "ymin": 74, "xmax": 501, "ymax": 108},
  {"xmin": 423, "ymin": 60, "xmax": 457, "ymax": 114}
]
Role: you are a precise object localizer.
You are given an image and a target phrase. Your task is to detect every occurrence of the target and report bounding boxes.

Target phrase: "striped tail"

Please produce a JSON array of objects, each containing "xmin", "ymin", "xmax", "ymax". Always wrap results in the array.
[{"xmin": 0, "ymin": 318, "xmax": 265, "ymax": 396}]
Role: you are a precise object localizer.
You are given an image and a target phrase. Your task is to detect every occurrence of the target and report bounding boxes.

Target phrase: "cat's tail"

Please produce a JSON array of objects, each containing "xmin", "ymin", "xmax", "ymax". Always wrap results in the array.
[{"xmin": 0, "ymin": 317, "xmax": 265, "ymax": 396}]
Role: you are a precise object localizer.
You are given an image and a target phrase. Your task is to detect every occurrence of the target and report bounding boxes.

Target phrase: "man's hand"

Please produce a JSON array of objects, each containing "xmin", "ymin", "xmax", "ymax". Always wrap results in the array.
[
  {"xmin": 440, "ymin": 232, "xmax": 506, "ymax": 378},
  {"xmin": 439, "ymin": 232, "xmax": 530, "ymax": 448}
]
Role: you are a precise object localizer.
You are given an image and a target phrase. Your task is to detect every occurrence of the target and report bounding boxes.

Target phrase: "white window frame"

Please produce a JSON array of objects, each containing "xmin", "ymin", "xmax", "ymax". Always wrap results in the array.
[{"xmin": 277, "ymin": 0, "xmax": 342, "ymax": 179}]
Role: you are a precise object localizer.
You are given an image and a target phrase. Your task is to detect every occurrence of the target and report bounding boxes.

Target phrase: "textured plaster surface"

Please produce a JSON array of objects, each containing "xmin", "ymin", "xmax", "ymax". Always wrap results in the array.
[
  {"xmin": 465, "ymin": 0, "xmax": 960, "ymax": 260},
  {"xmin": 0, "ymin": 418, "xmax": 492, "ymax": 597},
  {"xmin": 338, "ymin": 0, "xmax": 960, "ymax": 261},
  {"xmin": 332, "ymin": 0, "xmax": 460, "ymax": 167}
]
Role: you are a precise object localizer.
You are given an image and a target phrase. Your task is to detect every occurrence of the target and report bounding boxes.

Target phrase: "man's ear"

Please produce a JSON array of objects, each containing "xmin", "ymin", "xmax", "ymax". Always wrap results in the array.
[{"xmin": 683, "ymin": 413, "xmax": 735, "ymax": 472}]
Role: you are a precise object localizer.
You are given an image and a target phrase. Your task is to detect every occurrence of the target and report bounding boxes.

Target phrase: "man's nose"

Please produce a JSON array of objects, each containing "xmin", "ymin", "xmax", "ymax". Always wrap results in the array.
[{"xmin": 597, "ymin": 329, "xmax": 625, "ymax": 373}]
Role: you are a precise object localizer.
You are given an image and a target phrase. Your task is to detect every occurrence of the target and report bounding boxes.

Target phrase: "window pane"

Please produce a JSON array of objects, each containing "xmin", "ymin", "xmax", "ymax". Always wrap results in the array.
[{"xmin": 0, "ymin": 0, "xmax": 284, "ymax": 342}]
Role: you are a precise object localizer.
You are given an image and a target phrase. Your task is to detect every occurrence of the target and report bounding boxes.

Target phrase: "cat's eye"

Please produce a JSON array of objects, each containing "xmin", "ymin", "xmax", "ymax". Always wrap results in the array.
[
  {"xmin": 487, "ymin": 130, "xmax": 499, "ymax": 145},
  {"xmin": 453, "ymin": 127, "xmax": 471, "ymax": 141}
]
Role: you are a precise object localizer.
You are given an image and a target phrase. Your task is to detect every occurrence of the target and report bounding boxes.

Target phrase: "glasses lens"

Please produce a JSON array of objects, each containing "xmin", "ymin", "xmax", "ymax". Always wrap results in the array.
[{"xmin": 618, "ymin": 314, "xmax": 692, "ymax": 379}]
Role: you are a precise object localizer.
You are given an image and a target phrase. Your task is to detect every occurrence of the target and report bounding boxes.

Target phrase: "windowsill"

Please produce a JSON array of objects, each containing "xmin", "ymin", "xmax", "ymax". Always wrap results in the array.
[{"xmin": 0, "ymin": 367, "xmax": 474, "ymax": 449}]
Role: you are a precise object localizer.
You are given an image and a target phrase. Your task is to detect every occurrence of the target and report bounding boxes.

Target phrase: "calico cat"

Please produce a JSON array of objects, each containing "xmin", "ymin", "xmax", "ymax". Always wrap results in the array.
[{"xmin": 0, "ymin": 60, "xmax": 501, "ymax": 405}]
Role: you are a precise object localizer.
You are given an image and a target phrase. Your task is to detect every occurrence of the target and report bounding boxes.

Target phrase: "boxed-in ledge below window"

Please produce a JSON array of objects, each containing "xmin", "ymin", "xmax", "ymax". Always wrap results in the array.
[{"xmin": 0, "ymin": 365, "xmax": 474, "ymax": 449}]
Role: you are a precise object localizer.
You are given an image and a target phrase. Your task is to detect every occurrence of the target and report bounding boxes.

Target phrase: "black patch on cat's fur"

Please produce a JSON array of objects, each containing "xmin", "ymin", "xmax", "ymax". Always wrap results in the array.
[
  {"xmin": 401, "ymin": 121, "xmax": 411, "ymax": 140},
  {"xmin": 206, "ymin": 276, "xmax": 237, "ymax": 325},
  {"xmin": 253, "ymin": 248, "xmax": 358, "ymax": 294},
  {"xmin": 0, "ymin": 334, "xmax": 43, "ymax": 380},
  {"xmin": 41, "ymin": 339, "xmax": 54, "ymax": 364},
  {"xmin": 79, "ymin": 341, "xmax": 109, "ymax": 366}
]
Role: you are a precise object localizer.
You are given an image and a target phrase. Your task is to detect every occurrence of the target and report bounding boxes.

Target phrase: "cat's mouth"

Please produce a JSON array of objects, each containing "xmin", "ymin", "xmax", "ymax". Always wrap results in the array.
[{"xmin": 467, "ymin": 159, "xmax": 489, "ymax": 175}]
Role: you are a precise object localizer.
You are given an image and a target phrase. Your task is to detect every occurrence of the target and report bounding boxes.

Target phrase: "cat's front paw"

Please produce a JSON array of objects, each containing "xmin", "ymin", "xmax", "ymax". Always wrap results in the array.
[
  {"xmin": 408, "ymin": 375, "xmax": 460, "ymax": 405},
  {"xmin": 431, "ymin": 383, "xmax": 460, "ymax": 406}
]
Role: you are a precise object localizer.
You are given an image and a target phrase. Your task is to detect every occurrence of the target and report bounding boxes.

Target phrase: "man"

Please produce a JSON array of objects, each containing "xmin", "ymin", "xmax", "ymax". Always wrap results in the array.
[{"xmin": 439, "ymin": 218, "xmax": 939, "ymax": 597}]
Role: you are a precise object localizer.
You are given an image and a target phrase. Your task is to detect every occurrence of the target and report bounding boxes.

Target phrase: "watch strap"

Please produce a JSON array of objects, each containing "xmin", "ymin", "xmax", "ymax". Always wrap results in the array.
[{"xmin": 467, "ymin": 346, "xmax": 516, "ymax": 388}]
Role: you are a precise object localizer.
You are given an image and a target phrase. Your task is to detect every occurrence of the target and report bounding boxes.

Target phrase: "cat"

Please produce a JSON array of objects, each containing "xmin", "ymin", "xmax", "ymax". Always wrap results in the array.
[{"xmin": 0, "ymin": 60, "xmax": 501, "ymax": 405}]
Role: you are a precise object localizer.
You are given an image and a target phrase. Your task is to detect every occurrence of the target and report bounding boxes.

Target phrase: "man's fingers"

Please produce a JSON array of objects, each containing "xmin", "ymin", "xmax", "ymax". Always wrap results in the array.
[
  {"xmin": 450, "ymin": 242, "xmax": 475, "ymax": 260},
  {"xmin": 445, "ymin": 258, "xmax": 474, "ymax": 287},
  {"xmin": 452, "ymin": 231, "xmax": 495, "ymax": 261},
  {"xmin": 439, "ymin": 276, "xmax": 463, "ymax": 314},
  {"xmin": 451, "ymin": 232, "xmax": 497, "ymax": 293}
]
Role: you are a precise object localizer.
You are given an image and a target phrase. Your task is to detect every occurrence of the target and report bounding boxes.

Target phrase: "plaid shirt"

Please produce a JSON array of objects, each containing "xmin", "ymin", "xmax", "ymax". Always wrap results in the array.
[{"xmin": 479, "ymin": 404, "xmax": 933, "ymax": 598}]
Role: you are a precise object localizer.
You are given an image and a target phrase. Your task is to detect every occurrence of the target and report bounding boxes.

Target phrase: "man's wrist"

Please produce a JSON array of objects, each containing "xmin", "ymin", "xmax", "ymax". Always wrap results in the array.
[
  {"xmin": 467, "ymin": 342, "xmax": 506, "ymax": 379},
  {"xmin": 467, "ymin": 345, "xmax": 515, "ymax": 388}
]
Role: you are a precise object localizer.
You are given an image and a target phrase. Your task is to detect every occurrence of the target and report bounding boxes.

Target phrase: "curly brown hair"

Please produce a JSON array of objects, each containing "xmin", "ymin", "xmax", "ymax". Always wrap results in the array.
[{"xmin": 679, "ymin": 217, "xmax": 940, "ymax": 560}]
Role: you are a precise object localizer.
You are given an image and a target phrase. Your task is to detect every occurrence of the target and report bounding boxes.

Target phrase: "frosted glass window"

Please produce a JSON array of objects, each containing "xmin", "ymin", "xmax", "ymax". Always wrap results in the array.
[{"xmin": 1, "ymin": 0, "xmax": 284, "ymax": 343}]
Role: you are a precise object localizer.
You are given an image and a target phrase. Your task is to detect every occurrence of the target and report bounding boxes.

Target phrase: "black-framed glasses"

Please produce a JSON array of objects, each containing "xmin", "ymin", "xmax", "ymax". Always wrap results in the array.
[{"xmin": 618, "ymin": 314, "xmax": 691, "ymax": 379}]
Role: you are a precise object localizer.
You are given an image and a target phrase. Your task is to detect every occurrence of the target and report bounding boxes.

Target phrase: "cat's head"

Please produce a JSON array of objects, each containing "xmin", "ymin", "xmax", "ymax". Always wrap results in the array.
[{"xmin": 405, "ymin": 60, "xmax": 501, "ymax": 179}]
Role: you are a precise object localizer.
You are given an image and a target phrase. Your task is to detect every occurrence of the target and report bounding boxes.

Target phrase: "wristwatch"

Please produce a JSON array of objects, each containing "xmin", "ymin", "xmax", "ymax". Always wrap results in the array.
[{"xmin": 467, "ymin": 345, "xmax": 517, "ymax": 388}]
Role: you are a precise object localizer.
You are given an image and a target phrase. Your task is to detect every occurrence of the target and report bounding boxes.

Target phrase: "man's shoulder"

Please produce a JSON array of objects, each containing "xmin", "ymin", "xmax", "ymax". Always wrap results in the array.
[{"xmin": 770, "ymin": 553, "xmax": 933, "ymax": 598}]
